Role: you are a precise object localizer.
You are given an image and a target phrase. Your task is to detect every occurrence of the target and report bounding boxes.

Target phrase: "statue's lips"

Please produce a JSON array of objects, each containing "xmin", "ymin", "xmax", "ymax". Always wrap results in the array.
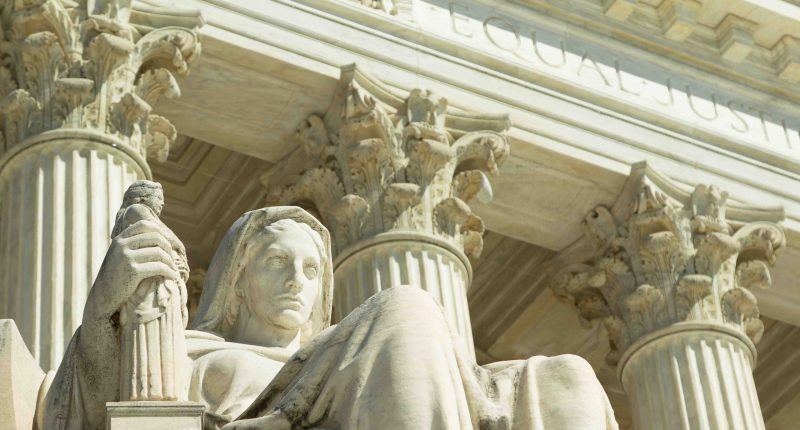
[{"xmin": 274, "ymin": 294, "xmax": 305, "ymax": 310}]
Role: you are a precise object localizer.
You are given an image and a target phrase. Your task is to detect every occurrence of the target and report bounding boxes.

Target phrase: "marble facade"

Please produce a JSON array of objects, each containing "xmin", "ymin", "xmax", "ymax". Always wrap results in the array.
[{"xmin": 1, "ymin": 0, "xmax": 800, "ymax": 429}]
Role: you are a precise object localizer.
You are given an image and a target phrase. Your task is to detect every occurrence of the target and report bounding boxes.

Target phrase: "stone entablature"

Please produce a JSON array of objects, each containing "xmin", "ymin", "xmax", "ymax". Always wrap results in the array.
[
  {"xmin": 345, "ymin": 0, "xmax": 800, "ymax": 86},
  {"xmin": 295, "ymin": 0, "xmax": 800, "ymax": 182}
]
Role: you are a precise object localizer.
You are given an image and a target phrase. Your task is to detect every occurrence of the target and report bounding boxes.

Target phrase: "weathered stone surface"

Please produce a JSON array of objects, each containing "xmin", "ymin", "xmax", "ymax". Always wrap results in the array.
[
  {"xmin": 553, "ymin": 162, "xmax": 785, "ymax": 364},
  {"xmin": 0, "ymin": 319, "xmax": 45, "ymax": 430},
  {"xmin": 112, "ymin": 181, "xmax": 190, "ymax": 401},
  {"xmin": 265, "ymin": 65, "xmax": 510, "ymax": 260}
]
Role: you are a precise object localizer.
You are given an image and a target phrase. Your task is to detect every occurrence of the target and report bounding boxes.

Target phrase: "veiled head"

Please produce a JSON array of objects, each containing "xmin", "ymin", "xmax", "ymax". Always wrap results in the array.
[
  {"xmin": 240, "ymin": 219, "xmax": 322, "ymax": 332},
  {"xmin": 191, "ymin": 207, "xmax": 333, "ymax": 344}
]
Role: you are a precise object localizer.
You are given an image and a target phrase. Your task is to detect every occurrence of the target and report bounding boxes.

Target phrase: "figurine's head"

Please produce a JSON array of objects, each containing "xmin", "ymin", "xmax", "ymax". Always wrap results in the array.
[
  {"xmin": 191, "ymin": 207, "xmax": 333, "ymax": 346},
  {"xmin": 120, "ymin": 180, "xmax": 164, "ymax": 215}
]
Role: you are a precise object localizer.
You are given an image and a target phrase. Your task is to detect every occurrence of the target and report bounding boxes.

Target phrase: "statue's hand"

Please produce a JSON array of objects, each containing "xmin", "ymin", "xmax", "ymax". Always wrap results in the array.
[{"xmin": 83, "ymin": 219, "xmax": 179, "ymax": 323}]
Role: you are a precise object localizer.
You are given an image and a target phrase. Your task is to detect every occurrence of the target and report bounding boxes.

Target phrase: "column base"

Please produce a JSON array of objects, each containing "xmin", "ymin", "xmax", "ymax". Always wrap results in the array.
[{"xmin": 106, "ymin": 401, "xmax": 204, "ymax": 430}]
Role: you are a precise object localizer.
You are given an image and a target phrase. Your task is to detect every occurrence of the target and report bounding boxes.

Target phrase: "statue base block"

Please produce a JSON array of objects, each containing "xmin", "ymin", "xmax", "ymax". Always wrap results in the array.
[{"xmin": 106, "ymin": 401, "xmax": 204, "ymax": 430}]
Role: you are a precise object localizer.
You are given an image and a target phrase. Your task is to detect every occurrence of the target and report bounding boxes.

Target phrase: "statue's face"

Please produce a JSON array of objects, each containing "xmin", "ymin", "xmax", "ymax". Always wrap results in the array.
[{"xmin": 240, "ymin": 228, "xmax": 321, "ymax": 332}]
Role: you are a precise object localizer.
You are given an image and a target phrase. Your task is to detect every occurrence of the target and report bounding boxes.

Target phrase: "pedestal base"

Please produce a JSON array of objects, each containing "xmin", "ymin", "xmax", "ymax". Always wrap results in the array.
[{"xmin": 106, "ymin": 401, "xmax": 204, "ymax": 430}]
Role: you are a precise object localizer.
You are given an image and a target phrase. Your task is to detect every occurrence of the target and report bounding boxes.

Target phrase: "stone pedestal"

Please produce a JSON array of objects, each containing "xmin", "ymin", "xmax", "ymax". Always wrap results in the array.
[
  {"xmin": 106, "ymin": 401, "xmax": 204, "ymax": 430},
  {"xmin": 265, "ymin": 65, "xmax": 511, "ymax": 360},
  {"xmin": 619, "ymin": 323, "xmax": 763, "ymax": 430},
  {"xmin": 334, "ymin": 234, "xmax": 475, "ymax": 358}
]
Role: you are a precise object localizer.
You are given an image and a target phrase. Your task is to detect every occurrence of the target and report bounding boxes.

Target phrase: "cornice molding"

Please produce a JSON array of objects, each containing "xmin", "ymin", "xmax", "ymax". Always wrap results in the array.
[{"xmin": 341, "ymin": 0, "xmax": 800, "ymax": 90}]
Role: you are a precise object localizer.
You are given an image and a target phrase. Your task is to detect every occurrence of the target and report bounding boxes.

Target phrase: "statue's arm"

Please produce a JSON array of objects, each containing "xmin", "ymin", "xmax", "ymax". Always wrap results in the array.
[{"xmin": 49, "ymin": 218, "xmax": 180, "ymax": 426}]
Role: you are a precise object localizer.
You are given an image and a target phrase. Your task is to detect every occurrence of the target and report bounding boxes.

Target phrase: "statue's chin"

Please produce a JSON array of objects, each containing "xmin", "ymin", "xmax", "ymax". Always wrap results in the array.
[{"xmin": 265, "ymin": 309, "xmax": 307, "ymax": 332}]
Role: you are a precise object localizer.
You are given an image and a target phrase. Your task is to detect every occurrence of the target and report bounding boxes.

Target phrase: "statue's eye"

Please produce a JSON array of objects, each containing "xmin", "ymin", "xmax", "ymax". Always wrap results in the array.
[
  {"xmin": 267, "ymin": 255, "xmax": 287, "ymax": 269},
  {"xmin": 304, "ymin": 262, "xmax": 319, "ymax": 279}
]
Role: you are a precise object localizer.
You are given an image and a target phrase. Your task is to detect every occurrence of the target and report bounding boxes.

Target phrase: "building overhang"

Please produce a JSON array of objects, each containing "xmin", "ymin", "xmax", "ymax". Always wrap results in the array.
[{"xmin": 145, "ymin": 0, "xmax": 800, "ymax": 325}]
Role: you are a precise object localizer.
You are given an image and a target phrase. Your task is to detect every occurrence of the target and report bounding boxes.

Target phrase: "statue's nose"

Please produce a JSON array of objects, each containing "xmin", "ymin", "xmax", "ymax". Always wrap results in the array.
[
  {"xmin": 286, "ymin": 278, "xmax": 302, "ymax": 293},
  {"xmin": 286, "ymin": 265, "xmax": 304, "ymax": 293}
]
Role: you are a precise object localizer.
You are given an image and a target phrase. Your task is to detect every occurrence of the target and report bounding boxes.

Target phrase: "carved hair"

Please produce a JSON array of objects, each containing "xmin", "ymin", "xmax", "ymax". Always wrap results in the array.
[{"xmin": 111, "ymin": 180, "xmax": 164, "ymax": 238}]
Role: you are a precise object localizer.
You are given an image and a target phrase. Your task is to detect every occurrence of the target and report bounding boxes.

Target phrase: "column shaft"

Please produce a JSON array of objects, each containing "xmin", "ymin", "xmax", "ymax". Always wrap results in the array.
[
  {"xmin": 334, "ymin": 238, "xmax": 475, "ymax": 358},
  {"xmin": 620, "ymin": 327, "xmax": 762, "ymax": 430},
  {"xmin": 0, "ymin": 140, "xmax": 144, "ymax": 370}
]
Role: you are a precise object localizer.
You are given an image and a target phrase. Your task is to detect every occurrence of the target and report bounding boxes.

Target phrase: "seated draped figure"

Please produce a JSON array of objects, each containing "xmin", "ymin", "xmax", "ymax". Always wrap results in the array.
[{"xmin": 41, "ymin": 181, "xmax": 618, "ymax": 430}]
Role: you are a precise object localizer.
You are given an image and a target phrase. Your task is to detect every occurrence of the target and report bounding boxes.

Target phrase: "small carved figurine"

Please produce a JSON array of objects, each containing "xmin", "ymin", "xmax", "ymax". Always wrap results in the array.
[{"xmin": 111, "ymin": 180, "xmax": 189, "ymax": 401}]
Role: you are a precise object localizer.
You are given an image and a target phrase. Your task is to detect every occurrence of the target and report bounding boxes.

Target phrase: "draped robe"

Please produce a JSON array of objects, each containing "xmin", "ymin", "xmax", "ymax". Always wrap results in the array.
[{"xmin": 44, "ymin": 287, "xmax": 618, "ymax": 430}]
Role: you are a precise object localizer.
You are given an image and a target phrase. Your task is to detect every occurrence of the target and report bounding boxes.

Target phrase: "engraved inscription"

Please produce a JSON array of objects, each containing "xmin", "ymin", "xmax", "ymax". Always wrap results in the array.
[{"xmin": 419, "ymin": 0, "xmax": 800, "ymax": 155}]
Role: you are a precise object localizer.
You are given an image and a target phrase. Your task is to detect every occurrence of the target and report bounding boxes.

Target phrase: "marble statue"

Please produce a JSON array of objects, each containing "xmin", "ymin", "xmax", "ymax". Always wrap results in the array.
[
  {"xmin": 110, "ymin": 181, "xmax": 190, "ymax": 401},
  {"xmin": 41, "ymin": 192, "xmax": 618, "ymax": 429}
]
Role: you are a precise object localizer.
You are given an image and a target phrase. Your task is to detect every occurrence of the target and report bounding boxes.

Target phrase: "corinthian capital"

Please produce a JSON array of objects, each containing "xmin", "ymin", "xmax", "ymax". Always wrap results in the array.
[
  {"xmin": 552, "ymin": 162, "xmax": 785, "ymax": 364},
  {"xmin": 0, "ymin": 0, "xmax": 202, "ymax": 160},
  {"xmin": 264, "ymin": 65, "xmax": 510, "ymax": 258}
]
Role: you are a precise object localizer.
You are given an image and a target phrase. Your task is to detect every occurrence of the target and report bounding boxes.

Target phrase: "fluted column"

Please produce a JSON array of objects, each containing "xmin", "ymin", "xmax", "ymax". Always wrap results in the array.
[
  {"xmin": 552, "ymin": 163, "xmax": 785, "ymax": 430},
  {"xmin": 0, "ymin": 1, "xmax": 201, "ymax": 370},
  {"xmin": 620, "ymin": 325, "xmax": 762, "ymax": 429},
  {"xmin": 333, "ymin": 237, "xmax": 475, "ymax": 354},
  {"xmin": 266, "ymin": 65, "xmax": 510, "ymax": 359}
]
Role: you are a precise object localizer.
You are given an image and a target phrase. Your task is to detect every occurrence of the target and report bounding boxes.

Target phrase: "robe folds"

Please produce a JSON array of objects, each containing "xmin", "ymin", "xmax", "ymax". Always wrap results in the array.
[{"xmin": 43, "ymin": 286, "xmax": 618, "ymax": 430}]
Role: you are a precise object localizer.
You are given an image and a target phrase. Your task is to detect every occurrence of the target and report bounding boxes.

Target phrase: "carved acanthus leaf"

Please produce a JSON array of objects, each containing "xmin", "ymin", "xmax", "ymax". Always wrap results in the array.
[
  {"xmin": 296, "ymin": 114, "xmax": 330, "ymax": 158},
  {"xmin": 85, "ymin": 33, "xmax": 135, "ymax": 84},
  {"xmin": 21, "ymin": 31, "xmax": 65, "ymax": 111},
  {"xmin": 55, "ymin": 77, "xmax": 93, "ymax": 127},
  {"xmin": 133, "ymin": 27, "xmax": 200, "ymax": 76},
  {"xmin": 143, "ymin": 115, "xmax": 176, "ymax": 163},
  {"xmin": 452, "ymin": 170, "xmax": 492, "ymax": 203},
  {"xmin": 383, "ymin": 182, "xmax": 421, "ymax": 229},
  {"xmin": 453, "ymin": 131, "xmax": 509, "ymax": 176},
  {"xmin": 41, "ymin": 0, "xmax": 81, "ymax": 62},
  {"xmin": 112, "ymin": 93, "xmax": 151, "ymax": 138},
  {"xmin": 135, "ymin": 68, "xmax": 180, "ymax": 106},
  {"xmin": 0, "ymin": 0, "xmax": 202, "ymax": 160},
  {"xmin": 0, "ymin": 89, "xmax": 40, "ymax": 148}
]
